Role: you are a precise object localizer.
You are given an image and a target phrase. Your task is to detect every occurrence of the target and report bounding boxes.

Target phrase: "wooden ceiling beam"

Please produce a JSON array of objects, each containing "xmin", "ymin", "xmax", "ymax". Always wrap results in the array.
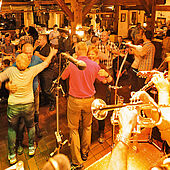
[
  {"xmin": 156, "ymin": 5, "xmax": 170, "ymax": 11},
  {"xmin": 2, "ymin": 1, "xmax": 34, "ymax": 5},
  {"xmin": 82, "ymin": 0, "xmax": 98, "ymax": 19},
  {"xmin": 53, "ymin": 0, "xmax": 74, "ymax": 21},
  {"xmin": 139, "ymin": 0, "xmax": 151, "ymax": 14},
  {"xmin": 0, "ymin": 9, "xmax": 64, "ymax": 14},
  {"xmin": 103, "ymin": 0, "xmax": 165, "ymax": 6},
  {"xmin": 121, "ymin": 5, "xmax": 145, "ymax": 10}
]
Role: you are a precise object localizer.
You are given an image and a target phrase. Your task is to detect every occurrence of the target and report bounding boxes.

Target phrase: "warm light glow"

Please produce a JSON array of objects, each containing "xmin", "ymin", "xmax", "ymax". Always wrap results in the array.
[
  {"xmin": 76, "ymin": 30, "xmax": 84, "ymax": 37},
  {"xmin": 143, "ymin": 23, "xmax": 147, "ymax": 27},
  {"xmin": 75, "ymin": 25, "xmax": 84, "ymax": 37},
  {"xmin": 0, "ymin": 0, "xmax": 2, "ymax": 9},
  {"xmin": 106, "ymin": 6, "xmax": 114, "ymax": 10},
  {"xmin": 76, "ymin": 25, "xmax": 82, "ymax": 30}
]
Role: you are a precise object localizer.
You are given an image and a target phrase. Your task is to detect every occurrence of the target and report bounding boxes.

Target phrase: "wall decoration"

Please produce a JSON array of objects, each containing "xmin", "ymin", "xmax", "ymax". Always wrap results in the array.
[
  {"xmin": 132, "ymin": 12, "xmax": 137, "ymax": 25},
  {"xmin": 157, "ymin": 17, "xmax": 166, "ymax": 25},
  {"xmin": 121, "ymin": 13, "xmax": 126, "ymax": 22}
]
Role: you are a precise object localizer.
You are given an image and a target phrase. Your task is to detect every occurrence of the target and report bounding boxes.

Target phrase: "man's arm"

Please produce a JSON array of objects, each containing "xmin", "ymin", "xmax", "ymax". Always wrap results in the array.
[
  {"xmin": 97, "ymin": 69, "xmax": 113, "ymax": 84},
  {"xmin": 34, "ymin": 51, "xmax": 47, "ymax": 61},
  {"xmin": 108, "ymin": 107, "xmax": 137, "ymax": 170},
  {"xmin": 130, "ymin": 46, "xmax": 147, "ymax": 58}
]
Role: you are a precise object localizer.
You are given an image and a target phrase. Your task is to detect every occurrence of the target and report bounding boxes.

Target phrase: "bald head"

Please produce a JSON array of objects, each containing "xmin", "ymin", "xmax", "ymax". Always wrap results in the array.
[{"xmin": 22, "ymin": 43, "xmax": 33, "ymax": 60}]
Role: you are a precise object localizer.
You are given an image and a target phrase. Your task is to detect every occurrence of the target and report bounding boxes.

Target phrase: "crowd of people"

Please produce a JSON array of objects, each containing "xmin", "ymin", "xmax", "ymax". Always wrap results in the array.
[{"xmin": 0, "ymin": 22, "xmax": 170, "ymax": 169}]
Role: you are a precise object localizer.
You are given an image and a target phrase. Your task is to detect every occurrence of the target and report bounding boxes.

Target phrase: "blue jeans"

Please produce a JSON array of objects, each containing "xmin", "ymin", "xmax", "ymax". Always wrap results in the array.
[{"xmin": 7, "ymin": 103, "xmax": 35, "ymax": 156}]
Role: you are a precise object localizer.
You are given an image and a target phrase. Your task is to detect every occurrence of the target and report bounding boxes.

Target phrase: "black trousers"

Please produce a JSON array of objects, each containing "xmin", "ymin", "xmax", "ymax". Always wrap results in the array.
[{"xmin": 39, "ymin": 69, "xmax": 57, "ymax": 105}]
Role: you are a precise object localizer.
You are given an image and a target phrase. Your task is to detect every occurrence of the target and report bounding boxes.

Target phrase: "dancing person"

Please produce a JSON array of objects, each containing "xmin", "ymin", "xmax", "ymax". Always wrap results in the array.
[
  {"xmin": 34, "ymin": 34, "xmax": 57, "ymax": 111},
  {"xmin": 61, "ymin": 42, "xmax": 111, "ymax": 169},
  {"xmin": 6, "ymin": 43, "xmax": 44, "ymax": 155},
  {"xmin": 87, "ymin": 45, "xmax": 113, "ymax": 143},
  {"xmin": 0, "ymin": 49, "xmax": 57, "ymax": 164}
]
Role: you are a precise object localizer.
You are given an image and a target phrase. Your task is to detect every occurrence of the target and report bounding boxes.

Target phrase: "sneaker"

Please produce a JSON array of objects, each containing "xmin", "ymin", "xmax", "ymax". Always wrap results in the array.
[
  {"xmin": 17, "ymin": 145, "xmax": 24, "ymax": 155},
  {"xmin": 49, "ymin": 104, "xmax": 55, "ymax": 111},
  {"xmin": 81, "ymin": 153, "xmax": 88, "ymax": 161},
  {"xmin": 98, "ymin": 131, "xmax": 105, "ymax": 144},
  {"xmin": 8, "ymin": 154, "xmax": 17, "ymax": 165},
  {"xmin": 29, "ymin": 144, "xmax": 36, "ymax": 156},
  {"xmin": 71, "ymin": 163, "xmax": 84, "ymax": 170}
]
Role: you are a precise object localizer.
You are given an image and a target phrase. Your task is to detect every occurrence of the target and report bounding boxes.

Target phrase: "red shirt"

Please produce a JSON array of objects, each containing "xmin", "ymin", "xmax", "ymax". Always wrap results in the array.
[{"xmin": 62, "ymin": 56, "xmax": 104, "ymax": 98}]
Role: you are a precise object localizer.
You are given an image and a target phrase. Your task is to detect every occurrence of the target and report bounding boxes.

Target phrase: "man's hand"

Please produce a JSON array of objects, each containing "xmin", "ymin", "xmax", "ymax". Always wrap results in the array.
[
  {"xmin": 5, "ymin": 81, "xmax": 17, "ymax": 94},
  {"xmin": 98, "ymin": 69, "xmax": 109, "ymax": 77},
  {"xmin": 151, "ymin": 73, "xmax": 169, "ymax": 92},
  {"xmin": 34, "ymin": 51, "xmax": 40, "ymax": 56},
  {"xmin": 49, "ymin": 48, "xmax": 58, "ymax": 57},
  {"xmin": 119, "ymin": 107, "xmax": 138, "ymax": 137}
]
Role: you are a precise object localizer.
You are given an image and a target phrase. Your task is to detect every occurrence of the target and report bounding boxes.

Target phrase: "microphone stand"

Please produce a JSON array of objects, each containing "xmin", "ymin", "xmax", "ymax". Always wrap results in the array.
[
  {"xmin": 50, "ymin": 56, "xmax": 69, "ymax": 157},
  {"xmin": 114, "ymin": 52, "xmax": 128, "ymax": 104}
]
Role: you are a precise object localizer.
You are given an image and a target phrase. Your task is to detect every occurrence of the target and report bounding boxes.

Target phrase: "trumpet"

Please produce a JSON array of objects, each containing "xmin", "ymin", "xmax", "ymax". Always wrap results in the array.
[{"xmin": 91, "ymin": 99, "xmax": 161, "ymax": 132}]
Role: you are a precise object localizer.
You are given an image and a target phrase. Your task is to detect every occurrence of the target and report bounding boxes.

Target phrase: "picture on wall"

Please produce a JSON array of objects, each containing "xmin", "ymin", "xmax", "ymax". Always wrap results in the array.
[
  {"xmin": 157, "ymin": 17, "xmax": 166, "ymax": 25},
  {"xmin": 121, "ymin": 13, "xmax": 126, "ymax": 22},
  {"xmin": 132, "ymin": 12, "xmax": 137, "ymax": 25}
]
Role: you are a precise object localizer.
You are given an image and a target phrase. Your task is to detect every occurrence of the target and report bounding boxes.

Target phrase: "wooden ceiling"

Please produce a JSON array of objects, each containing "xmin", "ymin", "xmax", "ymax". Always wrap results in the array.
[
  {"xmin": 0, "ymin": 0, "xmax": 168, "ymax": 15},
  {"xmin": 1, "ymin": 0, "xmax": 166, "ymax": 6}
]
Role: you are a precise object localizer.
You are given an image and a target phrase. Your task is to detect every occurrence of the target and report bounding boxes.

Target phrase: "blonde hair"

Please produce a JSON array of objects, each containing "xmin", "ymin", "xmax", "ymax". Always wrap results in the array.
[
  {"xmin": 76, "ymin": 42, "xmax": 88, "ymax": 53},
  {"xmin": 16, "ymin": 53, "xmax": 30, "ymax": 71},
  {"xmin": 87, "ymin": 45, "xmax": 98, "ymax": 56}
]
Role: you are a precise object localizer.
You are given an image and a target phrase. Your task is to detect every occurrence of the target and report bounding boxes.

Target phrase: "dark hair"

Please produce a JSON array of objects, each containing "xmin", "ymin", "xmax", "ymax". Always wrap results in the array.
[
  {"xmin": 53, "ymin": 24, "xmax": 58, "ymax": 28},
  {"xmin": 91, "ymin": 35, "xmax": 99, "ymax": 43},
  {"xmin": 166, "ymin": 29, "xmax": 170, "ymax": 37},
  {"xmin": 3, "ymin": 59, "xmax": 10, "ymax": 66},
  {"xmin": 144, "ymin": 30, "xmax": 153, "ymax": 40},
  {"xmin": 5, "ymin": 33, "xmax": 10, "ymax": 38},
  {"xmin": 137, "ymin": 23, "xmax": 141, "ymax": 26}
]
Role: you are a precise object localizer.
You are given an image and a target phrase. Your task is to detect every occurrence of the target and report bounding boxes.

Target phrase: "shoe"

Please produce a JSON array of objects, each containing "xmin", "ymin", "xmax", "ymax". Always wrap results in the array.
[
  {"xmin": 81, "ymin": 153, "xmax": 88, "ymax": 161},
  {"xmin": 71, "ymin": 163, "xmax": 84, "ymax": 170},
  {"xmin": 17, "ymin": 145, "xmax": 24, "ymax": 155},
  {"xmin": 29, "ymin": 144, "xmax": 36, "ymax": 156},
  {"xmin": 8, "ymin": 154, "xmax": 17, "ymax": 165},
  {"xmin": 35, "ymin": 124, "xmax": 42, "ymax": 138},
  {"xmin": 98, "ymin": 131, "xmax": 105, "ymax": 144},
  {"xmin": 49, "ymin": 104, "xmax": 55, "ymax": 111}
]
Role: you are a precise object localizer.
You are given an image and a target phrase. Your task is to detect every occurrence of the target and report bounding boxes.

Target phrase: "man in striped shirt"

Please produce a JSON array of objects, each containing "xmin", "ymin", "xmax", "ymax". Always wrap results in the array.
[
  {"xmin": 130, "ymin": 30, "xmax": 155, "ymax": 90},
  {"xmin": 97, "ymin": 31, "xmax": 115, "ymax": 76}
]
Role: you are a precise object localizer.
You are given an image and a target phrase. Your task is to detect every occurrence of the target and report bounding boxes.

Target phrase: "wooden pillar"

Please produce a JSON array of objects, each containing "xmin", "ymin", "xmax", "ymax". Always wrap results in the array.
[
  {"xmin": 71, "ymin": 0, "xmax": 83, "ymax": 35},
  {"xmin": 146, "ymin": 0, "xmax": 156, "ymax": 35},
  {"xmin": 150, "ymin": 0, "xmax": 156, "ymax": 35},
  {"xmin": 113, "ymin": 5, "xmax": 119, "ymax": 34}
]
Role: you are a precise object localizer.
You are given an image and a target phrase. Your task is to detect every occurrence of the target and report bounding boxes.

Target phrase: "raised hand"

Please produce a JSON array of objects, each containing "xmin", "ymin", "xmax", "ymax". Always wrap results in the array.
[
  {"xmin": 151, "ymin": 73, "xmax": 169, "ymax": 92},
  {"xmin": 98, "ymin": 69, "xmax": 109, "ymax": 77}
]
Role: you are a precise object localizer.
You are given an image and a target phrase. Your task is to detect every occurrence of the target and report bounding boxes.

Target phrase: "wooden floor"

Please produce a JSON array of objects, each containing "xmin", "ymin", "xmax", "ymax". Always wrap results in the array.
[{"xmin": 0, "ymin": 86, "xmax": 165, "ymax": 170}]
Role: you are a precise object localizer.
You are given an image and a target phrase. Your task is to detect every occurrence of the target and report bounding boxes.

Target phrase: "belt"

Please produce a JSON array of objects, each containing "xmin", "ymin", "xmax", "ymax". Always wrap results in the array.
[{"xmin": 69, "ymin": 95, "xmax": 94, "ymax": 99}]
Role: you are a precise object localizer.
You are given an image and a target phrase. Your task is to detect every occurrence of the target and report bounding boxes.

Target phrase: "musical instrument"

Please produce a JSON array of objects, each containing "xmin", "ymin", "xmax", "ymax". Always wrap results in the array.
[
  {"xmin": 91, "ymin": 98, "xmax": 161, "ymax": 133},
  {"xmin": 137, "ymin": 70, "xmax": 168, "ymax": 91}
]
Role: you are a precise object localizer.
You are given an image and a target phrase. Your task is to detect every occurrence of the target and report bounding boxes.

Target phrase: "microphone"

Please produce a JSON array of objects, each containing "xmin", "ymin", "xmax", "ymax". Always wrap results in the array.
[{"xmin": 61, "ymin": 53, "xmax": 86, "ymax": 70}]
